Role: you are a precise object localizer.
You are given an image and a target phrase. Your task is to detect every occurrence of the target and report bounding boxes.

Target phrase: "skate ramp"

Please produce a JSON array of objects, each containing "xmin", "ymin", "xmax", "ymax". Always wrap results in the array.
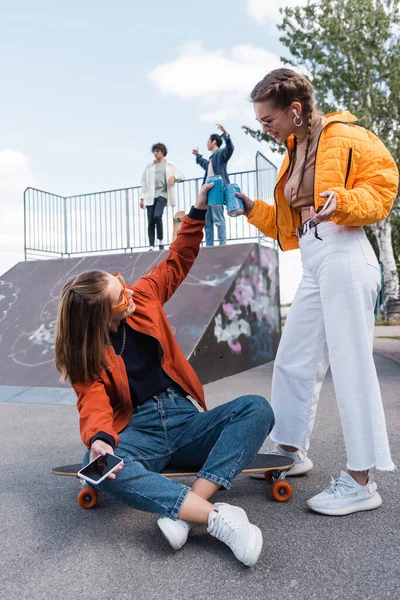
[{"xmin": 0, "ymin": 243, "xmax": 280, "ymax": 404}]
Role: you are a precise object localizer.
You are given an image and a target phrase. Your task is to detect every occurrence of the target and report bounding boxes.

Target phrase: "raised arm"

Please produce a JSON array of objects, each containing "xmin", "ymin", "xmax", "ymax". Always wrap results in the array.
[
  {"xmin": 134, "ymin": 184, "xmax": 211, "ymax": 305},
  {"xmin": 220, "ymin": 132, "xmax": 234, "ymax": 162}
]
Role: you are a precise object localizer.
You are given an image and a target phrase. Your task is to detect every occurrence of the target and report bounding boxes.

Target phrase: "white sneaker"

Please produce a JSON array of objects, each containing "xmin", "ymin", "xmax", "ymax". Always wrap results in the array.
[
  {"xmin": 249, "ymin": 446, "xmax": 313, "ymax": 479},
  {"xmin": 207, "ymin": 503, "xmax": 263, "ymax": 567},
  {"xmin": 157, "ymin": 517, "xmax": 193, "ymax": 550},
  {"xmin": 149, "ymin": 246, "xmax": 155, "ymax": 251},
  {"xmin": 307, "ymin": 471, "xmax": 382, "ymax": 516}
]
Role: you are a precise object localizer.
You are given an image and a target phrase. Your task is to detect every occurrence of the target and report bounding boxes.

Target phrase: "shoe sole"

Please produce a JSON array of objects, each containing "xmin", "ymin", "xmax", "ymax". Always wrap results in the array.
[
  {"xmin": 157, "ymin": 518, "xmax": 187, "ymax": 550},
  {"xmin": 248, "ymin": 457, "xmax": 313, "ymax": 480},
  {"xmin": 241, "ymin": 525, "xmax": 263, "ymax": 567},
  {"xmin": 307, "ymin": 492, "xmax": 383, "ymax": 516}
]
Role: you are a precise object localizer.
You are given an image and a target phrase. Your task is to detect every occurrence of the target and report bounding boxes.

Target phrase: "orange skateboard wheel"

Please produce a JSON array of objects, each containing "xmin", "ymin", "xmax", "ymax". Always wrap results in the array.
[
  {"xmin": 78, "ymin": 487, "xmax": 98, "ymax": 509},
  {"xmin": 271, "ymin": 480, "xmax": 292, "ymax": 502}
]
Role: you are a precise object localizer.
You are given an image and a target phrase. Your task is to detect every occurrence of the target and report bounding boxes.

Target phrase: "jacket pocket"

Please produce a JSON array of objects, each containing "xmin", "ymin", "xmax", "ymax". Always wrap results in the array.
[{"xmin": 344, "ymin": 148, "xmax": 353, "ymax": 188}]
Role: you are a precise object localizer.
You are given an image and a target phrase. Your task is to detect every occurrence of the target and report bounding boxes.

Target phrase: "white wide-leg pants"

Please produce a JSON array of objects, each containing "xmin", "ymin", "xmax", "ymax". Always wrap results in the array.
[{"xmin": 271, "ymin": 221, "xmax": 395, "ymax": 471}]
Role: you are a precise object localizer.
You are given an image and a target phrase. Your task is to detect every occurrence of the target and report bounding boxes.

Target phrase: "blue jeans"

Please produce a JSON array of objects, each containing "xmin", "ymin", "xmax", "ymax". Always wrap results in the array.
[
  {"xmin": 205, "ymin": 206, "xmax": 226, "ymax": 246},
  {"xmin": 83, "ymin": 386, "xmax": 274, "ymax": 519}
]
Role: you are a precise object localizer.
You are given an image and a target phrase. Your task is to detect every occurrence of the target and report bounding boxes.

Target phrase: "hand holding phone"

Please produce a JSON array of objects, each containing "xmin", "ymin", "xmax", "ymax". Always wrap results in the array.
[
  {"xmin": 78, "ymin": 452, "xmax": 124, "ymax": 485},
  {"xmin": 311, "ymin": 191, "xmax": 336, "ymax": 223},
  {"xmin": 318, "ymin": 191, "xmax": 334, "ymax": 214}
]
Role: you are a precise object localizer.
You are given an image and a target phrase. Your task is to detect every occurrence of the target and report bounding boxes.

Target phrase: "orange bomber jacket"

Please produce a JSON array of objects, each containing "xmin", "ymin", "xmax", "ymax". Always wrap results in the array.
[
  {"xmin": 73, "ymin": 212, "xmax": 207, "ymax": 449},
  {"xmin": 248, "ymin": 111, "xmax": 399, "ymax": 250}
]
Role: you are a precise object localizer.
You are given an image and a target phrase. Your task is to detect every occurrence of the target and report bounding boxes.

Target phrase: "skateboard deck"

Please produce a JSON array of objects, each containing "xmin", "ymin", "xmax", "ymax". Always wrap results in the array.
[
  {"xmin": 172, "ymin": 210, "xmax": 185, "ymax": 242},
  {"xmin": 53, "ymin": 454, "xmax": 293, "ymax": 478},
  {"xmin": 53, "ymin": 454, "xmax": 295, "ymax": 508}
]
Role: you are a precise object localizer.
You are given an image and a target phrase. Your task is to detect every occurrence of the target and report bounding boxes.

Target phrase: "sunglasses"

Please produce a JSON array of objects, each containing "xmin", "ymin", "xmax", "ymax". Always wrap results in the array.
[
  {"xmin": 111, "ymin": 273, "xmax": 131, "ymax": 313},
  {"xmin": 256, "ymin": 106, "xmax": 290, "ymax": 130}
]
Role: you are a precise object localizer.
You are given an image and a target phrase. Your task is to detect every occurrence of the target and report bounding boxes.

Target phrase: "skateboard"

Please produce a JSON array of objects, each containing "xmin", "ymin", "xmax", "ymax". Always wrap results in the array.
[
  {"xmin": 52, "ymin": 454, "xmax": 294, "ymax": 509},
  {"xmin": 172, "ymin": 210, "xmax": 185, "ymax": 242}
]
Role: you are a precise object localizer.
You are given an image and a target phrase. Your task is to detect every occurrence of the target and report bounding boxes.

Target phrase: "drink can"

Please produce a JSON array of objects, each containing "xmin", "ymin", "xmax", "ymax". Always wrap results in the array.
[
  {"xmin": 206, "ymin": 175, "xmax": 224, "ymax": 206},
  {"xmin": 224, "ymin": 183, "xmax": 244, "ymax": 217}
]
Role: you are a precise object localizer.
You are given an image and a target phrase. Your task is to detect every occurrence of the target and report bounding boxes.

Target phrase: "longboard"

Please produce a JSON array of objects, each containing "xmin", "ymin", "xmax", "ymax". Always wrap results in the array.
[{"xmin": 53, "ymin": 454, "xmax": 294, "ymax": 509}]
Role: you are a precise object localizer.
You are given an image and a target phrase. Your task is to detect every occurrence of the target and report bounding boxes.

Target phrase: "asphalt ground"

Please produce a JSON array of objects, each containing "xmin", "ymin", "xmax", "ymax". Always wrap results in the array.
[{"xmin": 1, "ymin": 354, "xmax": 399, "ymax": 600}]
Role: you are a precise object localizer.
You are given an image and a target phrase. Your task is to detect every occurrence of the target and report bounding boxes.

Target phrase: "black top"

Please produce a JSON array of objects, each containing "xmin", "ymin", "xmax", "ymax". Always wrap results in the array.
[{"xmin": 110, "ymin": 321, "xmax": 175, "ymax": 406}]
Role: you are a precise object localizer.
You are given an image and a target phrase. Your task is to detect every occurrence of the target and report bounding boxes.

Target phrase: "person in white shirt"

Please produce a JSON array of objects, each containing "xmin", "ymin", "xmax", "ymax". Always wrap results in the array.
[{"xmin": 140, "ymin": 143, "xmax": 185, "ymax": 250}]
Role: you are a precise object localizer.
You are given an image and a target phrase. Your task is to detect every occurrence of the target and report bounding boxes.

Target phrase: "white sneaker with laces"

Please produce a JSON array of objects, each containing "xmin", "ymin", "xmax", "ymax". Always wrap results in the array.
[
  {"xmin": 307, "ymin": 471, "xmax": 382, "ymax": 516},
  {"xmin": 207, "ymin": 503, "xmax": 263, "ymax": 567},
  {"xmin": 157, "ymin": 517, "xmax": 193, "ymax": 550},
  {"xmin": 149, "ymin": 246, "xmax": 155, "ymax": 251},
  {"xmin": 249, "ymin": 446, "xmax": 313, "ymax": 479}
]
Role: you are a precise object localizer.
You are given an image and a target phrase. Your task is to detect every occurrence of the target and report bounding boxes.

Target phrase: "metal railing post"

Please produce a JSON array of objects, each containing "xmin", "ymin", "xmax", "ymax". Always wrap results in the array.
[
  {"xmin": 63, "ymin": 196, "xmax": 68, "ymax": 256},
  {"xmin": 23, "ymin": 188, "xmax": 28, "ymax": 260},
  {"xmin": 125, "ymin": 189, "xmax": 130, "ymax": 250}
]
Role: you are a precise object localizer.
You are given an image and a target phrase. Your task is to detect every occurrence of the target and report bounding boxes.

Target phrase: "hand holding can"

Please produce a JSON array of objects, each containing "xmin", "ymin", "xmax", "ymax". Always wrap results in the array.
[{"xmin": 224, "ymin": 184, "xmax": 244, "ymax": 217}]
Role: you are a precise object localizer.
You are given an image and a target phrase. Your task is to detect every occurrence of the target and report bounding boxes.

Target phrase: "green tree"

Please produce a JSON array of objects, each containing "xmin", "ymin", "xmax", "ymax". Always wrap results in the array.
[{"xmin": 244, "ymin": 0, "xmax": 400, "ymax": 311}]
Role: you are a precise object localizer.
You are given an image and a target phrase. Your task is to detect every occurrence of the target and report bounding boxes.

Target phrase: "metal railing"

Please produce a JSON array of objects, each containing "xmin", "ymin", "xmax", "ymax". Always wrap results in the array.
[{"xmin": 24, "ymin": 152, "xmax": 277, "ymax": 260}]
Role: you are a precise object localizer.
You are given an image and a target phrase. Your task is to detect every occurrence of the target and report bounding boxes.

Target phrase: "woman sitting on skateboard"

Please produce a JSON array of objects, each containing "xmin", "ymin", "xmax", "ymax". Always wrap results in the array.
[{"xmin": 55, "ymin": 183, "xmax": 274, "ymax": 567}]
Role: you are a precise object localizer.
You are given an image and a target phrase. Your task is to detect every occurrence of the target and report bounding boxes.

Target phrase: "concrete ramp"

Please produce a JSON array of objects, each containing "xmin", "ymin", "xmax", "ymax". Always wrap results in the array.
[{"xmin": 0, "ymin": 243, "xmax": 280, "ymax": 403}]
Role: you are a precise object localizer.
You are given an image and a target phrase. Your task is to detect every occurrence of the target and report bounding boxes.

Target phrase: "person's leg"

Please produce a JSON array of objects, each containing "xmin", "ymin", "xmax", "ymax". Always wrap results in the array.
[
  {"xmin": 205, "ymin": 208, "xmax": 214, "ymax": 246},
  {"xmin": 167, "ymin": 392, "xmax": 275, "ymax": 490},
  {"xmin": 211, "ymin": 205, "xmax": 226, "ymax": 245},
  {"xmin": 153, "ymin": 196, "xmax": 167, "ymax": 246},
  {"xmin": 270, "ymin": 264, "xmax": 330, "ymax": 461},
  {"xmin": 157, "ymin": 389, "xmax": 272, "ymax": 563},
  {"xmin": 146, "ymin": 204, "xmax": 156, "ymax": 248},
  {"xmin": 300, "ymin": 224, "xmax": 391, "ymax": 514},
  {"xmin": 318, "ymin": 227, "xmax": 393, "ymax": 473},
  {"xmin": 81, "ymin": 399, "xmax": 209, "ymax": 521}
]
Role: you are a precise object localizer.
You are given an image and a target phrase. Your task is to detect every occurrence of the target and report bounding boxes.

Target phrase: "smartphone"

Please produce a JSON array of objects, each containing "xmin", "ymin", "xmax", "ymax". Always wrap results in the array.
[
  {"xmin": 318, "ymin": 191, "xmax": 334, "ymax": 214},
  {"xmin": 78, "ymin": 452, "xmax": 123, "ymax": 485}
]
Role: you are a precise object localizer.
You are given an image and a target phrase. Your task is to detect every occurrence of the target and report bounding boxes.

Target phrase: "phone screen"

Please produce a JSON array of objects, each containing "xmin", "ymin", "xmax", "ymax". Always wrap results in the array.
[{"xmin": 79, "ymin": 453, "xmax": 122, "ymax": 482}]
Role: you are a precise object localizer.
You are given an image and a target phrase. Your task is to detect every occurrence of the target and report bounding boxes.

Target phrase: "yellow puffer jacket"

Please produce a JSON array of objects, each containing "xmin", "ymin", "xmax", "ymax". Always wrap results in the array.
[{"xmin": 247, "ymin": 111, "xmax": 399, "ymax": 251}]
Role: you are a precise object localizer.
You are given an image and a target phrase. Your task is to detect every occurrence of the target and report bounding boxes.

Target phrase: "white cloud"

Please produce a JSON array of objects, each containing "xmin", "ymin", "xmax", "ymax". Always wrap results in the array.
[
  {"xmin": 246, "ymin": 0, "xmax": 308, "ymax": 25},
  {"xmin": 150, "ymin": 42, "xmax": 281, "ymax": 99},
  {"xmin": 149, "ymin": 42, "xmax": 282, "ymax": 124}
]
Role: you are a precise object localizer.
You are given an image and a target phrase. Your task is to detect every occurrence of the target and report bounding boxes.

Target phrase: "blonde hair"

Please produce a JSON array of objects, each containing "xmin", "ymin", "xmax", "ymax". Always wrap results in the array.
[
  {"xmin": 251, "ymin": 68, "xmax": 316, "ymax": 198},
  {"xmin": 55, "ymin": 270, "xmax": 112, "ymax": 384}
]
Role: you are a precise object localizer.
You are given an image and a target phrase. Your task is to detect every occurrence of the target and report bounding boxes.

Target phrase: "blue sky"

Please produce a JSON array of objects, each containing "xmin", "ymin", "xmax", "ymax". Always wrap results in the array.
[{"xmin": 0, "ymin": 0, "xmax": 306, "ymax": 301}]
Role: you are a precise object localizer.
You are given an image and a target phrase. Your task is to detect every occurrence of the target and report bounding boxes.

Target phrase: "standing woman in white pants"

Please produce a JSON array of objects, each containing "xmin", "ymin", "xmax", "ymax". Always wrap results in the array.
[{"xmin": 237, "ymin": 68, "xmax": 398, "ymax": 516}]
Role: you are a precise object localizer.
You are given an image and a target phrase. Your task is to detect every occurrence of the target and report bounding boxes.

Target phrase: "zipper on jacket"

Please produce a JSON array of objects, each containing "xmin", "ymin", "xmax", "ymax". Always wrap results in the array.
[
  {"xmin": 344, "ymin": 148, "xmax": 353, "ymax": 187},
  {"xmin": 273, "ymin": 160, "xmax": 291, "ymax": 251},
  {"xmin": 312, "ymin": 119, "xmax": 358, "ymax": 207}
]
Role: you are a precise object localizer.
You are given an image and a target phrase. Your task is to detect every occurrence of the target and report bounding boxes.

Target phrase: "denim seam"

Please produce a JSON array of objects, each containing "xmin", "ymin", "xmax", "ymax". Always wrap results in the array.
[
  {"xmin": 197, "ymin": 471, "xmax": 231, "ymax": 490},
  {"xmin": 123, "ymin": 452, "xmax": 172, "ymax": 463},
  {"xmin": 101, "ymin": 483, "xmax": 190, "ymax": 519},
  {"xmin": 227, "ymin": 442, "xmax": 252, "ymax": 482},
  {"xmin": 170, "ymin": 485, "xmax": 191, "ymax": 520}
]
